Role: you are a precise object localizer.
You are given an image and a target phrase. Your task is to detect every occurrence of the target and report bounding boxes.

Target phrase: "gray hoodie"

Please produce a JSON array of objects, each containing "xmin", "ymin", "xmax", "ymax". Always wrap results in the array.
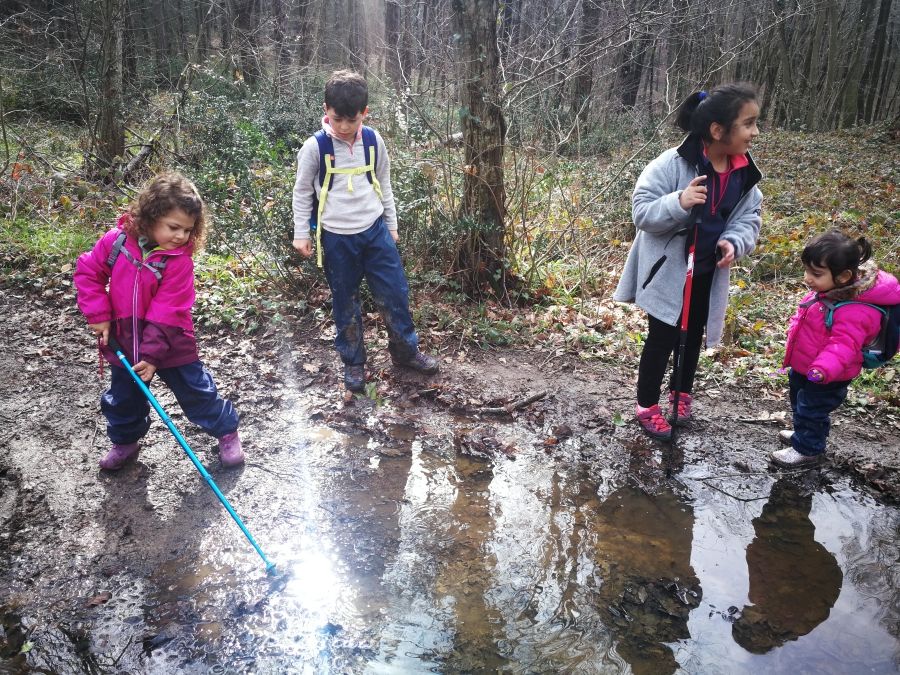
[
  {"xmin": 292, "ymin": 121, "xmax": 397, "ymax": 240},
  {"xmin": 613, "ymin": 137, "xmax": 763, "ymax": 346}
]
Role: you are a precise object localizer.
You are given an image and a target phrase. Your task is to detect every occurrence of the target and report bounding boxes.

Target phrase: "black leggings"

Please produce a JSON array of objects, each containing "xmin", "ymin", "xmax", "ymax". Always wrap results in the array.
[{"xmin": 636, "ymin": 270, "xmax": 715, "ymax": 408}]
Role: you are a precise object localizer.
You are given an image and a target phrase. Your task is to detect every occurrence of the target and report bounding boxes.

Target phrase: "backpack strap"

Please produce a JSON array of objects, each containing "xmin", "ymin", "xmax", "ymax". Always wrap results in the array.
[
  {"xmin": 819, "ymin": 297, "xmax": 887, "ymax": 330},
  {"xmin": 310, "ymin": 126, "xmax": 384, "ymax": 268},
  {"xmin": 106, "ymin": 231, "xmax": 128, "ymax": 269},
  {"xmin": 106, "ymin": 230, "xmax": 168, "ymax": 282},
  {"xmin": 313, "ymin": 129, "xmax": 336, "ymax": 189}
]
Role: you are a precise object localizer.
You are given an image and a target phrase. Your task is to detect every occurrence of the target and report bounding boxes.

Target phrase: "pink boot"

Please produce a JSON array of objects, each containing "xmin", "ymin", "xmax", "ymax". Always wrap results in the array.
[
  {"xmin": 668, "ymin": 391, "xmax": 693, "ymax": 424},
  {"xmin": 99, "ymin": 442, "xmax": 140, "ymax": 470},
  {"xmin": 218, "ymin": 431, "xmax": 244, "ymax": 466}
]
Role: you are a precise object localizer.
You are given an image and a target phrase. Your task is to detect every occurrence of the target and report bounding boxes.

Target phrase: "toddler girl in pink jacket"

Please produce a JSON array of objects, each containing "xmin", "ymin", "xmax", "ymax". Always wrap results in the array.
[
  {"xmin": 774, "ymin": 230, "xmax": 900, "ymax": 467},
  {"xmin": 74, "ymin": 173, "xmax": 243, "ymax": 470}
]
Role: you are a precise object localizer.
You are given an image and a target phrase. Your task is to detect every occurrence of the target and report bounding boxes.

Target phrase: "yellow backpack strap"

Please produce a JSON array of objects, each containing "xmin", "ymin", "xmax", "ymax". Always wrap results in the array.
[{"xmin": 316, "ymin": 154, "xmax": 334, "ymax": 268}]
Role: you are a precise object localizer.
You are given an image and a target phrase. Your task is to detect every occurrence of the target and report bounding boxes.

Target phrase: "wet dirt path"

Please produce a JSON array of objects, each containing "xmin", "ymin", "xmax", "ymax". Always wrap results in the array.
[{"xmin": 2, "ymin": 291, "xmax": 900, "ymax": 673}]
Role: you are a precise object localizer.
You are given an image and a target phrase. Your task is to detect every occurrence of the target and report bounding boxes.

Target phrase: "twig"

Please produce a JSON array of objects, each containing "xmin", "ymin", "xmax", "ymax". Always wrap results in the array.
[
  {"xmin": 480, "ymin": 391, "xmax": 547, "ymax": 415},
  {"xmin": 737, "ymin": 417, "xmax": 782, "ymax": 424},
  {"xmin": 112, "ymin": 636, "xmax": 132, "ymax": 667},
  {"xmin": 695, "ymin": 481, "xmax": 770, "ymax": 502}
]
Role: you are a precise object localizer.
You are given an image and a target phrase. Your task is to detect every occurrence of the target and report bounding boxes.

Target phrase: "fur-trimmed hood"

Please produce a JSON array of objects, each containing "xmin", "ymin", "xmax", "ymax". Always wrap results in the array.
[{"xmin": 823, "ymin": 260, "xmax": 879, "ymax": 302}]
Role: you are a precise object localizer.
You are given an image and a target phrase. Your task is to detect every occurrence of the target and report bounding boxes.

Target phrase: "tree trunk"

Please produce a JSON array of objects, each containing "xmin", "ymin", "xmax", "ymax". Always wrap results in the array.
[
  {"xmin": 272, "ymin": 0, "xmax": 291, "ymax": 91},
  {"xmin": 152, "ymin": 0, "xmax": 170, "ymax": 84},
  {"xmin": 385, "ymin": 1, "xmax": 404, "ymax": 88},
  {"xmin": 569, "ymin": 0, "xmax": 603, "ymax": 118},
  {"xmin": 230, "ymin": 0, "xmax": 259, "ymax": 88},
  {"xmin": 450, "ymin": 0, "xmax": 508, "ymax": 295},
  {"xmin": 840, "ymin": 0, "xmax": 877, "ymax": 127},
  {"xmin": 98, "ymin": 0, "xmax": 126, "ymax": 164},
  {"xmin": 861, "ymin": 0, "xmax": 893, "ymax": 122}
]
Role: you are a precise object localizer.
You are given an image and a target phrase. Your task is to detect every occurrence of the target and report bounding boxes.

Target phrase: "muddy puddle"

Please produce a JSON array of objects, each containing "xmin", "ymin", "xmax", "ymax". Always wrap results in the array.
[{"xmin": 3, "ymin": 409, "xmax": 900, "ymax": 674}]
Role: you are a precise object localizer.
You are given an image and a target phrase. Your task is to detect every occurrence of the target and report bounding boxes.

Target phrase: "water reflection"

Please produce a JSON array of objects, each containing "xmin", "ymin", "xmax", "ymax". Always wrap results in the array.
[
  {"xmin": 732, "ymin": 479, "xmax": 842, "ymax": 654},
  {"xmin": 14, "ymin": 414, "xmax": 900, "ymax": 675},
  {"xmin": 592, "ymin": 484, "xmax": 700, "ymax": 674}
]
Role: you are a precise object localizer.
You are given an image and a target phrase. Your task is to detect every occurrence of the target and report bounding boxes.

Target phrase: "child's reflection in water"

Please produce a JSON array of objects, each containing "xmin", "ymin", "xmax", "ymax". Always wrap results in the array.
[{"xmin": 732, "ymin": 478, "xmax": 842, "ymax": 653}]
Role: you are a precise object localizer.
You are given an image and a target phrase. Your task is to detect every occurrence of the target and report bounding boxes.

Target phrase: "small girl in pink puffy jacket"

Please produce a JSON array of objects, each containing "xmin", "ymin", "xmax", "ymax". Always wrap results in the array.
[
  {"xmin": 773, "ymin": 231, "xmax": 900, "ymax": 467},
  {"xmin": 75, "ymin": 173, "xmax": 243, "ymax": 470}
]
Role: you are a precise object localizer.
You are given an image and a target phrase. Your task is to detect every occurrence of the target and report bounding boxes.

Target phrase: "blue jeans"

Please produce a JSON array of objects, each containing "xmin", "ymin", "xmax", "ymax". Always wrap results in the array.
[
  {"xmin": 102, "ymin": 361, "xmax": 239, "ymax": 444},
  {"xmin": 788, "ymin": 368, "xmax": 851, "ymax": 456},
  {"xmin": 322, "ymin": 218, "xmax": 419, "ymax": 366}
]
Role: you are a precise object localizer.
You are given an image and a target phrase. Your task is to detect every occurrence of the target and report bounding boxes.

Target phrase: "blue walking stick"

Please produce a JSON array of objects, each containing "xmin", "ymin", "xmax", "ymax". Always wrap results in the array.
[{"xmin": 107, "ymin": 335, "xmax": 276, "ymax": 576}]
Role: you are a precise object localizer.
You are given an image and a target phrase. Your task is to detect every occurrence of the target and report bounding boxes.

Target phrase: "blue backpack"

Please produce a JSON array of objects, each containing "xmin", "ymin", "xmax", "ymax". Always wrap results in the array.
[
  {"xmin": 818, "ymin": 297, "xmax": 900, "ymax": 368},
  {"xmin": 308, "ymin": 127, "xmax": 381, "ymax": 267}
]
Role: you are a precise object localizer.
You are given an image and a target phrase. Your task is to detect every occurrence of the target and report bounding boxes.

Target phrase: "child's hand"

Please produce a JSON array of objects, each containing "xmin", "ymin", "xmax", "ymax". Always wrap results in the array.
[
  {"xmin": 132, "ymin": 361, "xmax": 157, "ymax": 382},
  {"xmin": 679, "ymin": 175, "xmax": 707, "ymax": 210},
  {"xmin": 292, "ymin": 238, "xmax": 312, "ymax": 258},
  {"xmin": 89, "ymin": 321, "xmax": 111, "ymax": 345},
  {"xmin": 389, "ymin": 229, "xmax": 399, "ymax": 244},
  {"xmin": 716, "ymin": 239, "xmax": 735, "ymax": 268},
  {"xmin": 807, "ymin": 369, "xmax": 824, "ymax": 383}
]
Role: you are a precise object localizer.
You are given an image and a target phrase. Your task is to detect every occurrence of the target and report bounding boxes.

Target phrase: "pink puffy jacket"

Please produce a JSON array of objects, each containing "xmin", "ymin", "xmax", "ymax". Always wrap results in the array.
[
  {"xmin": 74, "ymin": 216, "xmax": 199, "ymax": 369},
  {"xmin": 783, "ymin": 262, "xmax": 900, "ymax": 384}
]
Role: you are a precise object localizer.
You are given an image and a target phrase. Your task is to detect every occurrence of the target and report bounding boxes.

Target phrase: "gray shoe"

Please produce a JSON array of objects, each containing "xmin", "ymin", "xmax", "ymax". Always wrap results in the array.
[
  {"xmin": 392, "ymin": 351, "xmax": 439, "ymax": 375},
  {"xmin": 770, "ymin": 447, "xmax": 823, "ymax": 468},
  {"xmin": 778, "ymin": 430, "xmax": 794, "ymax": 446}
]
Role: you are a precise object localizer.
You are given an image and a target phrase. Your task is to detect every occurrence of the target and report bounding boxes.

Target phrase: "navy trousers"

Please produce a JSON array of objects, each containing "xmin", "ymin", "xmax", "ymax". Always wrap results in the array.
[
  {"xmin": 322, "ymin": 217, "xmax": 419, "ymax": 366},
  {"xmin": 788, "ymin": 368, "xmax": 851, "ymax": 456},
  {"xmin": 102, "ymin": 361, "xmax": 239, "ymax": 444}
]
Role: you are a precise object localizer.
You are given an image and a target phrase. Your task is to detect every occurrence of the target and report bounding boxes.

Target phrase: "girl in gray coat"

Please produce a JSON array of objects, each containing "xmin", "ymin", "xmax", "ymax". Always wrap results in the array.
[{"xmin": 614, "ymin": 84, "xmax": 763, "ymax": 440}]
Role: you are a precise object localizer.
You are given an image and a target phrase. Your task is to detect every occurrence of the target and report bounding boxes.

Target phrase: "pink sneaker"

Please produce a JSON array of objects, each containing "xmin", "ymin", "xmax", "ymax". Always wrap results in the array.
[
  {"xmin": 99, "ymin": 442, "xmax": 140, "ymax": 470},
  {"xmin": 668, "ymin": 391, "xmax": 692, "ymax": 424},
  {"xmin": 218, "ymin": 431, "xmax": 244, "ymax": 466},
  {"xmin": 636, "ymin": 404, "xmax": 672, "ymax": 441}
]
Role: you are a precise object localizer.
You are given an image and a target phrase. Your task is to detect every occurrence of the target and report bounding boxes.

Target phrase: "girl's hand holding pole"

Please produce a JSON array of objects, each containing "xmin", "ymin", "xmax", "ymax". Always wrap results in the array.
[
  {"xmin": 679, "ymin": 175, "xmax": 707, "ymax": 210},
  {"xmin": 89, "ymin": 321, "xmax": 110, "ymax": 346},
  {"xmin": 132, "ymin": 361, "xmax": 157, "ymax": 382}
]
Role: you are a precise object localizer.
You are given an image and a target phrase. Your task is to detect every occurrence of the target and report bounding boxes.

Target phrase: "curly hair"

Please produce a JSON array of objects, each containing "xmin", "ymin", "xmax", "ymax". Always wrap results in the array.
[{"xmin": 124, "ymin": 172, "xmax": 207, "ymax": 251}]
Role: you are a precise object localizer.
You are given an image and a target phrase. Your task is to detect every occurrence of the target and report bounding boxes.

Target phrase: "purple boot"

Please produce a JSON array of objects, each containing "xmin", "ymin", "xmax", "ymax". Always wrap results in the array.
[
  {"xmin": 100, "ymin": 442, "xmax": 140, "ymax": 470},
  {"xmin": 218, "ymin": 431, "xmax": 244, "ymax": 467}
]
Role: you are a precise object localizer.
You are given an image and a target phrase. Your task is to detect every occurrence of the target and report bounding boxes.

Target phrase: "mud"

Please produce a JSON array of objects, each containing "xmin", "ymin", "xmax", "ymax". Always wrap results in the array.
[{"xmin": 2, "ymin": 288, "xmax": 900, "ymax": 673}]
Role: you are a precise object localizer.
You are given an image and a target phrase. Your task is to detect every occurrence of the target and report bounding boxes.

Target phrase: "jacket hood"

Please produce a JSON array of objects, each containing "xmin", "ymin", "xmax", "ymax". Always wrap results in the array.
[{"xmin": 826, "ymin": 261, "xmax": 900, "ymax": 305}]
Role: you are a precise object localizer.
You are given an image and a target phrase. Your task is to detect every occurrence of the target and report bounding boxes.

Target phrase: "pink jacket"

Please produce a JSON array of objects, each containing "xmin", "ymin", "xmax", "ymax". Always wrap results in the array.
[
  {"xmin": 74, "ymin": 217, "xmax": 199, "ymax": 369},
  {"xmin": 783, "ymin": 261, "xmax": 900, "ymax": 384}
]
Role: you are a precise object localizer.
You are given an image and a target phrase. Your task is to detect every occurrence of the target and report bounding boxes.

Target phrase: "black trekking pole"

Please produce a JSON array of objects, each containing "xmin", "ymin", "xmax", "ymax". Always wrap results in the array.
[{"xmin": 667, "ymin": 219, "xmax": 701, "ymax": 478}]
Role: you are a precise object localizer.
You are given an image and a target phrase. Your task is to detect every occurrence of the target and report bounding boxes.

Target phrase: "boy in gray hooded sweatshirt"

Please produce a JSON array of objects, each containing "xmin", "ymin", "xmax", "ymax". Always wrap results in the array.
[
  {"xmin": 614, "ymin": 84, "xmax": 763, "ymax": 440},
  {"xmin": 292, "ymin": 70, "xmax": 438, "ymax": 391}
]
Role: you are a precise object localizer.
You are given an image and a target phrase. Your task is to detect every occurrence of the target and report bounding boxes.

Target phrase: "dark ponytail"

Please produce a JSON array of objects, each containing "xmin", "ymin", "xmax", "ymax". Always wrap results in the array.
[
  {"xmin": 674, "ymin": 83, "xmax": 758, "ymax": 143},
  {"xmin": 801, "ymin": 230, "xmax": 873, "ymax": 280}
]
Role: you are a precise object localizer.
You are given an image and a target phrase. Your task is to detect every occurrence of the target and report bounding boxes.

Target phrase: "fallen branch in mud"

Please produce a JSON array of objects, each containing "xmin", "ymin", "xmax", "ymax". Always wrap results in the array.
[
  {"xmin": 480, "ymin": 391, "xmax": 547, "ymax": 415},
  {"xmin": 737, "ymin": 417, "xmax": 781, "ymax": 424}
]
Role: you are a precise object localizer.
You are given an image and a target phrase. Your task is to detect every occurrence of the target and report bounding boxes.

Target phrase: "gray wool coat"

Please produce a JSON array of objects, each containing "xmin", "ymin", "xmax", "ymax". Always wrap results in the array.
[{"xmin": 613, "ymin": 139, "xmax": 763, "ymax": 346}]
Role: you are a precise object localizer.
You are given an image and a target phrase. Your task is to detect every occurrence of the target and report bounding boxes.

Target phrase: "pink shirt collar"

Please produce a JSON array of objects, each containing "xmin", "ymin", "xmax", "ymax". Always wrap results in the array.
[
  {"xmin": 701, "ymin": 144, "xmax": 749, "ymax": 173},
  {"xmin": 322, "ymin": 117, "xmax": 362, "ymax": 146}
]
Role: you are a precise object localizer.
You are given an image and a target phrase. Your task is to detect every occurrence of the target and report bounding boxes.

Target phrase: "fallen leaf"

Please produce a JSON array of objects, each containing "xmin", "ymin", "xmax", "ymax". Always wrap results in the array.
[
  {"xmin": 85, "ymin": 591, "xmax": 111, "ymax": 607},
  {"xmin": 302, "ymin": 363, "xmax": 318, "ymax": 373}
]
